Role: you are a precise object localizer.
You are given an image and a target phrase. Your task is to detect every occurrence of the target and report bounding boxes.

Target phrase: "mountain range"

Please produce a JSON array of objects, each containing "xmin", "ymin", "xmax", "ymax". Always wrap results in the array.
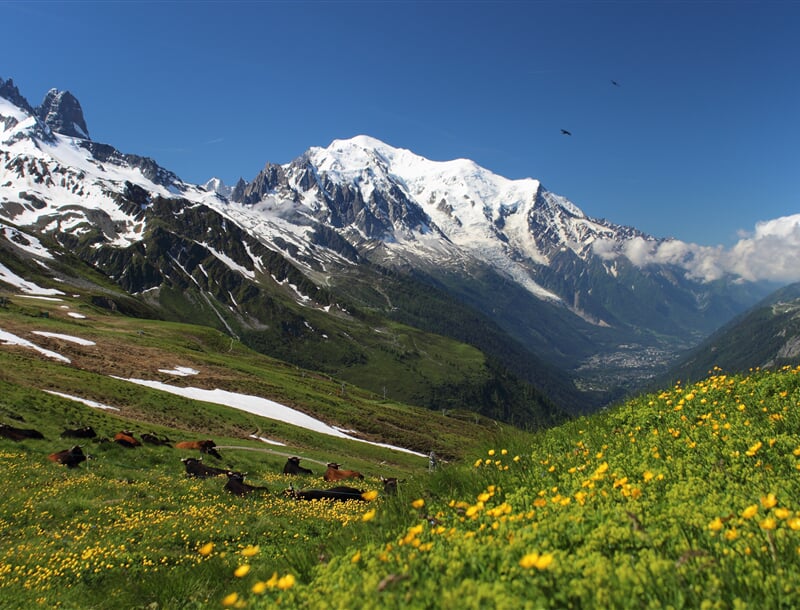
[{"xmin": 0, "ymin": 76, "xmax": 780, "ymax": 419}]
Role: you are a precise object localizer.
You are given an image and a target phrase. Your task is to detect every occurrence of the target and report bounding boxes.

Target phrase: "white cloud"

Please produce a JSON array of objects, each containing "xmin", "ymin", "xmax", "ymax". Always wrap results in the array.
[{"xmin": 593, "ymin": 214, "xmax": 800, "ymax": 284}]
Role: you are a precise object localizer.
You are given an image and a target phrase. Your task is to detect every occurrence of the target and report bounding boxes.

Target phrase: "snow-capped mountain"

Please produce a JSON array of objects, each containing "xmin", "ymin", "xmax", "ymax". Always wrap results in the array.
[
  {"xmin": 0, "ymin": 78, "xmax": 771, "ymax": 410},
  {"xmin": 224, "ymin": 135, "xmax": 653, "ymax": 307}
]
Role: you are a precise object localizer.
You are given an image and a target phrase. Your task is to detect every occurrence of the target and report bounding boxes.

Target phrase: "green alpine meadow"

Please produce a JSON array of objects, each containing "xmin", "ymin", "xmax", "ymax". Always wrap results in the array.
[{"xmin": 2, "ymin": 294, "xmax": 800, "ymax": 608}]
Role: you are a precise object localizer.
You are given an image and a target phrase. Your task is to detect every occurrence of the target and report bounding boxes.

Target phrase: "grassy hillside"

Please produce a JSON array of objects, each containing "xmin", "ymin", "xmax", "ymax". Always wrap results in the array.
[
  {"xmin": 661, "ymin": 282, "xmax": 800, "ymax": 387},
  {"xmin": 2, "ymin": 305, "xmax": 800, "ymax": 610},
  {"xmin": 0, "ymin": 295, "xmax": 502, "ymax": 462},
  {"xmin": 1, "ymin": 224, "xmax": 565, "ymax": 426}
]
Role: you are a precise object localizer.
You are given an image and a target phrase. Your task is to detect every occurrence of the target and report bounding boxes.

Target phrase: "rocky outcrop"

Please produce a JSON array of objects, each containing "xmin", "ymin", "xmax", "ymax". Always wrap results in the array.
[{"xmin": 36, "ymin": 88, "xmax": 90, "ymax": 139}]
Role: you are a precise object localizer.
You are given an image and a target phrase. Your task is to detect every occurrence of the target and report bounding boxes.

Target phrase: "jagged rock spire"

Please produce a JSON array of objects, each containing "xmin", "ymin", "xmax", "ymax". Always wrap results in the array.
[
  {"xmin": 0, "ymin": 77, "xmax": 34, "ymax": 113},
  {"xmin": 36, "ymin": 88, "xmax": 90, "ymax": 139}
]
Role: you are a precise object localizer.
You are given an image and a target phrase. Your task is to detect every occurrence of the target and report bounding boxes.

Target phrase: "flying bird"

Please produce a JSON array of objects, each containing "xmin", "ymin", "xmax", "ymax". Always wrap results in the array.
[
  {"xmin": 560, "ymin": 129, "xmax": 572, "ymax": 136},
  {"xmin": 611, "ymin": 80, "xmax": 620, "ymax": 87}
]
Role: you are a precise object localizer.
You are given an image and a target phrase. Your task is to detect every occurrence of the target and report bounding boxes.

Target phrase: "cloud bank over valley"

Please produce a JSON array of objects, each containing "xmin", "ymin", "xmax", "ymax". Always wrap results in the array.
[{"xmin": 594, "ymin": 214, "xmax": 800, "ymax": 284}]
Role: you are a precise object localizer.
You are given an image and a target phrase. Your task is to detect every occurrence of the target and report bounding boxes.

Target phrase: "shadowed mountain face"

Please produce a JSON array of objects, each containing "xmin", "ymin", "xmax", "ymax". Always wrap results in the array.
[
  {"xmin": 36, "ymin": 89, "xmax": 89, "ymax": 139},
  {"xmin": 657, "ymin": 282, "xmax": 800, "ymax": 387},
  {"xmin": 0, "ymin": 79, "xmax": 775, "ymax": 416}
]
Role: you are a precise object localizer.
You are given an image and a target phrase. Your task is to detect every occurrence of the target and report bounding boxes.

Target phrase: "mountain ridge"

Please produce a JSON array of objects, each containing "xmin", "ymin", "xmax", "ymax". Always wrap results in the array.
[{"xmin": 0, "ymin": 77, "xmax": 775, "ymax": 415}]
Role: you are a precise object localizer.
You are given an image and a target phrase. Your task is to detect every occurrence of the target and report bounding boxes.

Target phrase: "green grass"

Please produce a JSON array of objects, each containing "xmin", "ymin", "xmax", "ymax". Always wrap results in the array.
[
  {"xmin": 4, "ymin": 297, "xmax": 800, "ymax": 608},
  {"xmin": 3, "ymin": 366, "xmax": 800, "ymax": 608}
]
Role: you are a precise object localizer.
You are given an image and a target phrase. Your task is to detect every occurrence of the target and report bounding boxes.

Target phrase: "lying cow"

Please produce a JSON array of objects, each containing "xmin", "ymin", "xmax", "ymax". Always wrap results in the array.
[
  {"xmin": 175, "ymin": 439, "xmax": 222, "ymax": 459},
  {"xmin": 141, "ymin": 433, "xmax": 172, "ymax": 447},
  {"xmin": 181, "ymin": 457, "xmax": 228, "ymax": 479},
  {"xmin": 224, "ymin": 471, "xmax": 269, "ymax": 496},
  {"xmin": 324, "ymin": 462, "xmax": 364, "ymax": 482},
  {"xmin": 381, "ymin": 476, "xmax": 399, "ymax": 495},
  {"xmin": 283, "ymin": 456, "xmax": 313, "ymax": 475},
  {"xmin": 0, "ymin": 423, "xmax": 45, "ymax": 441},
  {"xmin": 48, "ymin": 445, "xmax": 87, "ymax": 468},
  {"xmin": 60, "ymin": 426, "xmax": 97, "ymax": 439},
  {"xmin": 113, "ymin": 431, "xmax": 141, "ymax": 448},
  {"xmin": 285, "ymin": 485, "xmax": 366, "ymax": 502}
]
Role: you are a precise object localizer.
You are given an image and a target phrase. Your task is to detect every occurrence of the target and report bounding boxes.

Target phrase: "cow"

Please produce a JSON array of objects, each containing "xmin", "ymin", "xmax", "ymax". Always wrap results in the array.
[
  {"xmin": 60, "ymin": 426, "xmax": 97, "ymax": 439},
  {"xmin": 181, "ymin": 457, "xmax": 228, "ymax": 479},
  {"xmin": 324, "ymin": 462, "xmax": 364, "ymax": 482},
  {"xmin": 381, "ymin": 476, "xmax": 399, "ymax": 495},
  {"xmin": 0, "ymin": 423, "xmax": 45, "ymax": 441},
  {"xmin": 283, "ymin": 456, "xmax": 313, "ymax": 476},
  {"xmin": 285, "ymin": 485, "xmax": 366, "ymax": 502},
  {"xmin": 223, "ymin": 471, "xmax": 269, "ymax": 496},
  {"xmin": 141, "ymin": 433, "xmax": 172, "ymax": 447},
  {"xmin": 113, "ymin": 431, "xmax": 141, "ymax": 448},
  {"xmin": 48, "ymin": 445, "xmax": 87, "ymax": 468},
  {"xmin": 175, "ymin": 439, "xmax": 222, "ymax": 459}
]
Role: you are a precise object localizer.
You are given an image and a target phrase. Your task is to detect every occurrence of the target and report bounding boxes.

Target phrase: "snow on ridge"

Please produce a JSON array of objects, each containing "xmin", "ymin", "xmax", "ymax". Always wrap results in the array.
[
  {"xmin": 45, "ymin": 390, "xmax": 120, "ymax": 411},
  {"xmin": 113, "ymin": 376, "xmax": 426, "ymax": 457},
  {"xmin": 0, "ymin": 262, "xmax": 64, "ymax": 296},
  {"xmin": 158, "ymin": 366, "xmax": 199, "ymax": 376},
  {"xmin": 196, "ymin": 241, "xmax": 256, "ymax": 279},
  {"xmin": 0, "ymin": 96, "xmax": 30, "ymax": 125},
  {"xmin": 1, "ymin": 223, "xmax": 55, "ymax": 259},
  {"xmin": 0, "ymin": 328, "xmax": 70, "ymax": 363},
  {"xmin": 32, "ymin": 331, "xmax": 95, "ymax": 346}
]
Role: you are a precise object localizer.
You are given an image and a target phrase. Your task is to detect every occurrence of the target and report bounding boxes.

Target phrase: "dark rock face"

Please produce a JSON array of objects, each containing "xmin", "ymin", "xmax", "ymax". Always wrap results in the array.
[
  {"xmin": 0, "ymin": 77, "xmax": 34, "ymax": 113},
  {"xmin": 36, "ymin": 89, "xmax": 90, "ymax": 139}
]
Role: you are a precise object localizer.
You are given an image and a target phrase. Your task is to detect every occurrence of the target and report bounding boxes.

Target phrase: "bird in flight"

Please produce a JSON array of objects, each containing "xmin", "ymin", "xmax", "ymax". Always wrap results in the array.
[
  {"xmin": 611, "ymin": 80, "xmax": 620, "ymax": 87},
  {"xmin": 560, "ymin": 129, "xmax": 572, "ymax": 136}
]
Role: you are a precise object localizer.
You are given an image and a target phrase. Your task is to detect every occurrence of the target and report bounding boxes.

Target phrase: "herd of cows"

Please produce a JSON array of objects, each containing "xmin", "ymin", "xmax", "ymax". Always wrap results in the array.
[{"xmin": 0, "ymin": 422, "xmax": 399, "ymax": 501}]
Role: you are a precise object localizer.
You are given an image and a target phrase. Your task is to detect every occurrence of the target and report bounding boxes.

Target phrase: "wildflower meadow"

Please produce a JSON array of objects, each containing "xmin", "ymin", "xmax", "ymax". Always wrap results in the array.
[{"xmin": 2, "ymin": 366, "xmax": 800, "ymax": 608}]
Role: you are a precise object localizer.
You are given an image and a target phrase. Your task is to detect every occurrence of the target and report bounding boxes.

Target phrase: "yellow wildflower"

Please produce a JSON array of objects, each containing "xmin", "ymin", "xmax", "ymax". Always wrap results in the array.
[
  {"xmin": 277, "ymin": 574, "xmax": 296, "ymax": 590},
  {"xmin": 241, "ymin": 545, "xmax": 260, "ymax": 557},
  {"xmin": 746, "ymin": 441, "xmax": 762, "ymax": 456},
  {"xmin": 362, "ymin": 509, "xmax": 376, "ymax": 522},
  {"xmin": 760, "ymin": 493, "xmax": 778, "ymax": 509},
  {"xmin": 221, "ymin": 593, "xmax": 239, "ymax": 607},
  {"xmin": 252, "ymin": 581, "xmax": 268, "ymax": 594},
  {"xmin": 742, "ymin": 504, "xmax": 759, "ymax": 519},
  {"xmin": 351, "ymin": 550, "xmax": 362, "ymax": 563},
  {"xmin": 411, "ymin": 498, "xmax": 425, "ymax": 509},
  {"xmin": 708, "ymin": 517, "xmax": 724, "ymax": 532},
  {"xmin": 361, "ymin": 490, "xmax": 379, "ymax": 501},
  {"xmin": 725, "ymin": 528, "xmax": 739, "ymax": 541},
  {"xmin": 198, "ymin": 542, "xmax": 214, "ymax": 556},
  {"xmin": 519, "ymin": 552, "xmax": 554, "ymax": 570},
  {"xmin": 233, "ymin": 564, "xmax": 251, "ymax": 578}
]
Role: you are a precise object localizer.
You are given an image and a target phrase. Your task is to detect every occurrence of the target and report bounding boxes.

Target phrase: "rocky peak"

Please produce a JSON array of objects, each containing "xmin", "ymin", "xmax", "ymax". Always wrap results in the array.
[
  {"xmin": 36, "ymin": 88, "xmax": 90, "ymax": 139},
  {"xmin": 0, "ymin": 77, "xmax": 34, "ymax": 113}
]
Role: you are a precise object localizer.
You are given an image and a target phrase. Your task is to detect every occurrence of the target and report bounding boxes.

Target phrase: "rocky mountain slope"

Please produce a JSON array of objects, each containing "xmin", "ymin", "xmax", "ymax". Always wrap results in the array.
[
  {"xmin": 659, "ymin": 281, "xmax": 800, "ymax": 385},
  {"xmin": 0, "ymin": 77, "xmax": 773, "ymax": 414}
]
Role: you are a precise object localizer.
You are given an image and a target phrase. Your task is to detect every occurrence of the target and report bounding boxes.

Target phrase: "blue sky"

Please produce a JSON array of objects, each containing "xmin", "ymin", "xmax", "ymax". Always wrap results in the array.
[{"xmin": 3, "ymin": 1, "xmax": 799, "ymax": 248}]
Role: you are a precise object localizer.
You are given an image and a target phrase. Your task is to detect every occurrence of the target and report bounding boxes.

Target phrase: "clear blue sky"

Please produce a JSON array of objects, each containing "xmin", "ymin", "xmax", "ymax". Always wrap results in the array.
[{"xmin": 3, "ymin": 1, "xmax": 799, "ymax": 247}]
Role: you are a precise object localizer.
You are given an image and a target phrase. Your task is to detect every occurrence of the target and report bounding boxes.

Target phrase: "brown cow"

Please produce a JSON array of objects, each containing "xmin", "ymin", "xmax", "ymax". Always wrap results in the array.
[
  {"xmin": 175, "ymin": 439, "xmax": 222, "ymax": 459},
  {"xmin": 324, "ymin": 462, "xmax": 364, "ymax": 482},
  {"xmin": 48, "ymin": 445, "xmax": 87, "ymax": 468},
  {"xmin": 113, "ymin": 431, "xmax": 141, "ymax": 448}
]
